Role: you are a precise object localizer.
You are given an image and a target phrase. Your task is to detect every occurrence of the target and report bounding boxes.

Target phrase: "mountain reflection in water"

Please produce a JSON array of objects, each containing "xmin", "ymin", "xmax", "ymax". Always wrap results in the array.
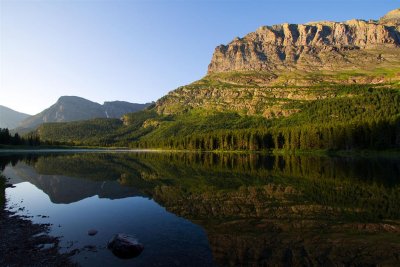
[{"xmin": 1, "ymin": 152, "xmax": 400, "ymax": 266}]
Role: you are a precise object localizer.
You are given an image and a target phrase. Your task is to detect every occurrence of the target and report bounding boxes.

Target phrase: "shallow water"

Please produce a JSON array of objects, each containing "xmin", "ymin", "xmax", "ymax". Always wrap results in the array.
[{"xmin": 2, "ymin": 152, "xmax": 400, "ymax": 266}]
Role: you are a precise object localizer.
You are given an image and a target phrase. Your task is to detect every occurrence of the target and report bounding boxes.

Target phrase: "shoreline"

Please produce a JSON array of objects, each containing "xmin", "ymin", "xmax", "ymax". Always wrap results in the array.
[
  {"xmin": 0, "ymin": 176, "xmax": 76, "ymax": 266},
  {"xmin": 0, "ymin": 148, "xmax": 163, "ymax": 153},
  {"xmin": 1, "ymin": 147, "xmax": 398, "ymax": 159}
]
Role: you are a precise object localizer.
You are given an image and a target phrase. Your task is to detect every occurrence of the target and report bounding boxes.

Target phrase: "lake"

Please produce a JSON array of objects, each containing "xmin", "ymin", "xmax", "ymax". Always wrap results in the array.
[{"xmin": 1, "ymin": 151, "xmax": 400, "ymax": 266}]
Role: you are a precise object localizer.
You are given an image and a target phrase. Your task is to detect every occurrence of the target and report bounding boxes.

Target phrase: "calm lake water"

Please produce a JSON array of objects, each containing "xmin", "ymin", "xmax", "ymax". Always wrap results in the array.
[{"xmin": 1, "ymin": 151, "xmax": 400, "ymax": 266}]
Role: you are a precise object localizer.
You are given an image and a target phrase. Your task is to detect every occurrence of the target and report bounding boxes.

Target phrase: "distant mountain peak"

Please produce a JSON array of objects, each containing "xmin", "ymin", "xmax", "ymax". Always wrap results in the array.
[
  {"xmin": 14, "ymin": 96, "xmax": 152, "ymax": 133},
  {"xmin": 58, "ymin": 95, "xmax": 83, "ymax": 100},
  {"xmin": 56, "ymin": 95, "xmax": 98, "ymax": 104}
]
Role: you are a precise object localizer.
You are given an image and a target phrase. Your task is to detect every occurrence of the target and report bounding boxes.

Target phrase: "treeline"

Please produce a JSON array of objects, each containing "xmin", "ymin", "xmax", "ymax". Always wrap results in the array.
[
  {"xmin": 37, "ymin": 119, "xmax": 123, "ymax": 146},
  {"xmin": 134, "ymin": 117, "xmax": 400, "ymax": 151},
  {"xmin": 135, "ymin": 86, "xmax": 400, "ymax": 151},
  {"xmin": 0, "ymin": 128, "xmax": 41, "ymax": 146}
]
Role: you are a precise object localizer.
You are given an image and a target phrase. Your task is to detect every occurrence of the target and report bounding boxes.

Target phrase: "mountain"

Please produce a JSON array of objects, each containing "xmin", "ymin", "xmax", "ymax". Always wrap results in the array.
[
  {"xmin": 0, "ymin": 105, "xmax": 31, "ymax": 129},
  {"xmin": 103, "ymin": 100, "xmax": 150, "ymax": 118},
  {"xmin": 15, "ymin": 96, "xmax": 152, "ymax": 133},
  {"xmin": 208, "ymin": 16, "xmax": 400, "ymax": 74},
  {"xmin": 37, "ymin": 9, "xmax": 400, "ymax": 151},
  {"xmin": 156, "ymin": 9, "xmax": 400, "ymax": 117}
]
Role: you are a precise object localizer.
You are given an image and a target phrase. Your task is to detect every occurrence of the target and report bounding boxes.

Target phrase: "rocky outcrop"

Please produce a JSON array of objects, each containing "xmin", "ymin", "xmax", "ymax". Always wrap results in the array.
[
  {"xmin": 208, "ymin": 9, "xmax": 400, "ymax": 73},
  {"xmin": 156, "ymin": 82, "xmax": 333, "ymax": 117}
]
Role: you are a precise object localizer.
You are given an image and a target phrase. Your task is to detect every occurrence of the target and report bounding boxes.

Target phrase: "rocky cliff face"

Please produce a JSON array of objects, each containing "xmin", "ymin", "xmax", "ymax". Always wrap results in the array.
[
  {"xmin": 155, "ymin": 9, "xmax": 400, "ymax": 117},
  {"xmin": 208, "ymin": 10, "xmax": 400, "ymax": 73}
]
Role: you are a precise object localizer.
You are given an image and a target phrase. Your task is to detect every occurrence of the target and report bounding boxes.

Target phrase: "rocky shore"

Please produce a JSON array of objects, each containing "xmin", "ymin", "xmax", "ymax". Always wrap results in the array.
[{"xmin": 0, "ymin": 179, "xmax": 76, "ymax": 267}]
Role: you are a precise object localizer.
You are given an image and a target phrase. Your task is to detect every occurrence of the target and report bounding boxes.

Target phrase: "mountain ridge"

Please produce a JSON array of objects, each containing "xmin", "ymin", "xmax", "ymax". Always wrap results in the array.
[
  {"xmin": 14, "ymin": 96, "xmax": 152, "ymax": 133},
  {"xmin": 208, "ymin": 12, "xmax": 400, "ymax": 74},
  {"xmin": 0, "ymin": 105, "xmax": 31, "ymax": 129}
]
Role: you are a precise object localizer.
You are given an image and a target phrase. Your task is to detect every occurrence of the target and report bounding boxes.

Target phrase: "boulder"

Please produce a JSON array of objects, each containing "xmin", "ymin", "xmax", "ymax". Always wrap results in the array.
[
  {"xmin": 107, "ymin": 234, "xmax": 144, "ymax": 259},
  {"xmin": 87, "ymin": 229, "xmax": 98, "ymax": 236}
]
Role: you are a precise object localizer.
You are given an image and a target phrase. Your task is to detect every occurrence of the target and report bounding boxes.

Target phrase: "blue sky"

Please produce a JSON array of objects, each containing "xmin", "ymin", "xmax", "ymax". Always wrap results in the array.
[{"xmin": 1, "ymin": 0, "xmax": 398, "ymax": 114}]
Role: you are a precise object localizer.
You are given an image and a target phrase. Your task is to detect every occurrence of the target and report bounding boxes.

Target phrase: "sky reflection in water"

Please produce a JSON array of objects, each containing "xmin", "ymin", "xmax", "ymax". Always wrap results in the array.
[
  {"xmin": 2, "ymin": 152, "xmax": 400, "ymax": 266},
  {"xmin": 4, "ymin": 160, "xmax": 214, "ymax": 267}
]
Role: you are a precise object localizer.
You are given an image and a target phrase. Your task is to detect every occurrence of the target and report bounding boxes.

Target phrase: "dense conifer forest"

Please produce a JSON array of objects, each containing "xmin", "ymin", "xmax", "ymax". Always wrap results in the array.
[
  {"xmin": 31, "ymin": 84, "xmax": 399, "ymax": 151},
  {"xmin": 0, "ymin": 128, "xmax": 40, "ymax": 146}
]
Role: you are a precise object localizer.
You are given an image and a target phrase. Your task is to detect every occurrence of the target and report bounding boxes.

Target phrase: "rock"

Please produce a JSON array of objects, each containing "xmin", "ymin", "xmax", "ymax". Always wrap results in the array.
[
  {"xmin": 379, "ymin": 8, "xmax": 400, "ymax": 25},
  {"xmin": 83, "ymin": 245, "xmax": 97, "ymax": 252},
  {"xmin": 207, "ymin": 11, "xmax": 400, "ymax": 74},
  {"xmin": 87, "ymin": 229, "xmax": 98, "ymax": 236},
  {"xmin": 107, "ymin": 234, "xmax": 144, "ymax": 259},
  {"xmin": 38, "ymin": 243, "xmax": 54, "ymax": 251}
]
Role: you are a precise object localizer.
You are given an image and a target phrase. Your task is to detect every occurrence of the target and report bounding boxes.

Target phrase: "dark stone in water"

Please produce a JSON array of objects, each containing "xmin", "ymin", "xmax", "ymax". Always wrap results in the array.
[
  {"xmin": 83, "ymin": 245, "xmax": 97, "ymax": 252},
  {"xmin": 38, "ymin": 243, "xmax": 54, "ymax": 251},
  {"xmin": 88, "ymin": 229, "xmax": 98, "ymax": 236},
  {"xmin": 107, "ymin": 234, "xmax": 144, "ymax": 259}
]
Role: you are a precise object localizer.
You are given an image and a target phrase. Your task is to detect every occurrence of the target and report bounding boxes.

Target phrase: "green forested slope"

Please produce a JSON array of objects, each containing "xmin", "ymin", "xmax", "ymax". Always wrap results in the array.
[
  {"xmin": 36, "ymin": 83, "xmax": 400, "ymax": 151},
  {"xmin": 37, "ymin": 118, "xmax": 123, "ymax": 146}
]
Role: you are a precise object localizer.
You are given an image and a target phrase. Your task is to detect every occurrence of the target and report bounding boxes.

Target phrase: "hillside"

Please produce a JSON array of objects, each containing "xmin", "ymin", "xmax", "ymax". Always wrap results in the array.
[
  {"xmin": 15, "ymin": 96, "xmax": 151, "ymax": 134},
  {"xmin": 36, "ymin": 9, "xmax": 400, "ymax": 151},
  {"xmin": 0, "ymin": 105, "xmax": 30, "ymax": 129}
]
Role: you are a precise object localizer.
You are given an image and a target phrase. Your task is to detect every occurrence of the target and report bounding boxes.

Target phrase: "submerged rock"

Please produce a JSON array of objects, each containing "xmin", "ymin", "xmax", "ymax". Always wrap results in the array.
[
  {"xmin": 87, "ymin": 229, "xmax": 98, "ymax": 236},
  {"xmin": 107, "ymin": 234, "xmax": 144, "ymax": 259}
]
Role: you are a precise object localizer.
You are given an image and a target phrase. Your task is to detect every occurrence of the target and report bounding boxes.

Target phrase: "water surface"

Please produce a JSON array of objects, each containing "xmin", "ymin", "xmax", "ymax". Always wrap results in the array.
[{"xmin": 1, "ymin": 152, "xmax": 400, "ymax": 266}]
